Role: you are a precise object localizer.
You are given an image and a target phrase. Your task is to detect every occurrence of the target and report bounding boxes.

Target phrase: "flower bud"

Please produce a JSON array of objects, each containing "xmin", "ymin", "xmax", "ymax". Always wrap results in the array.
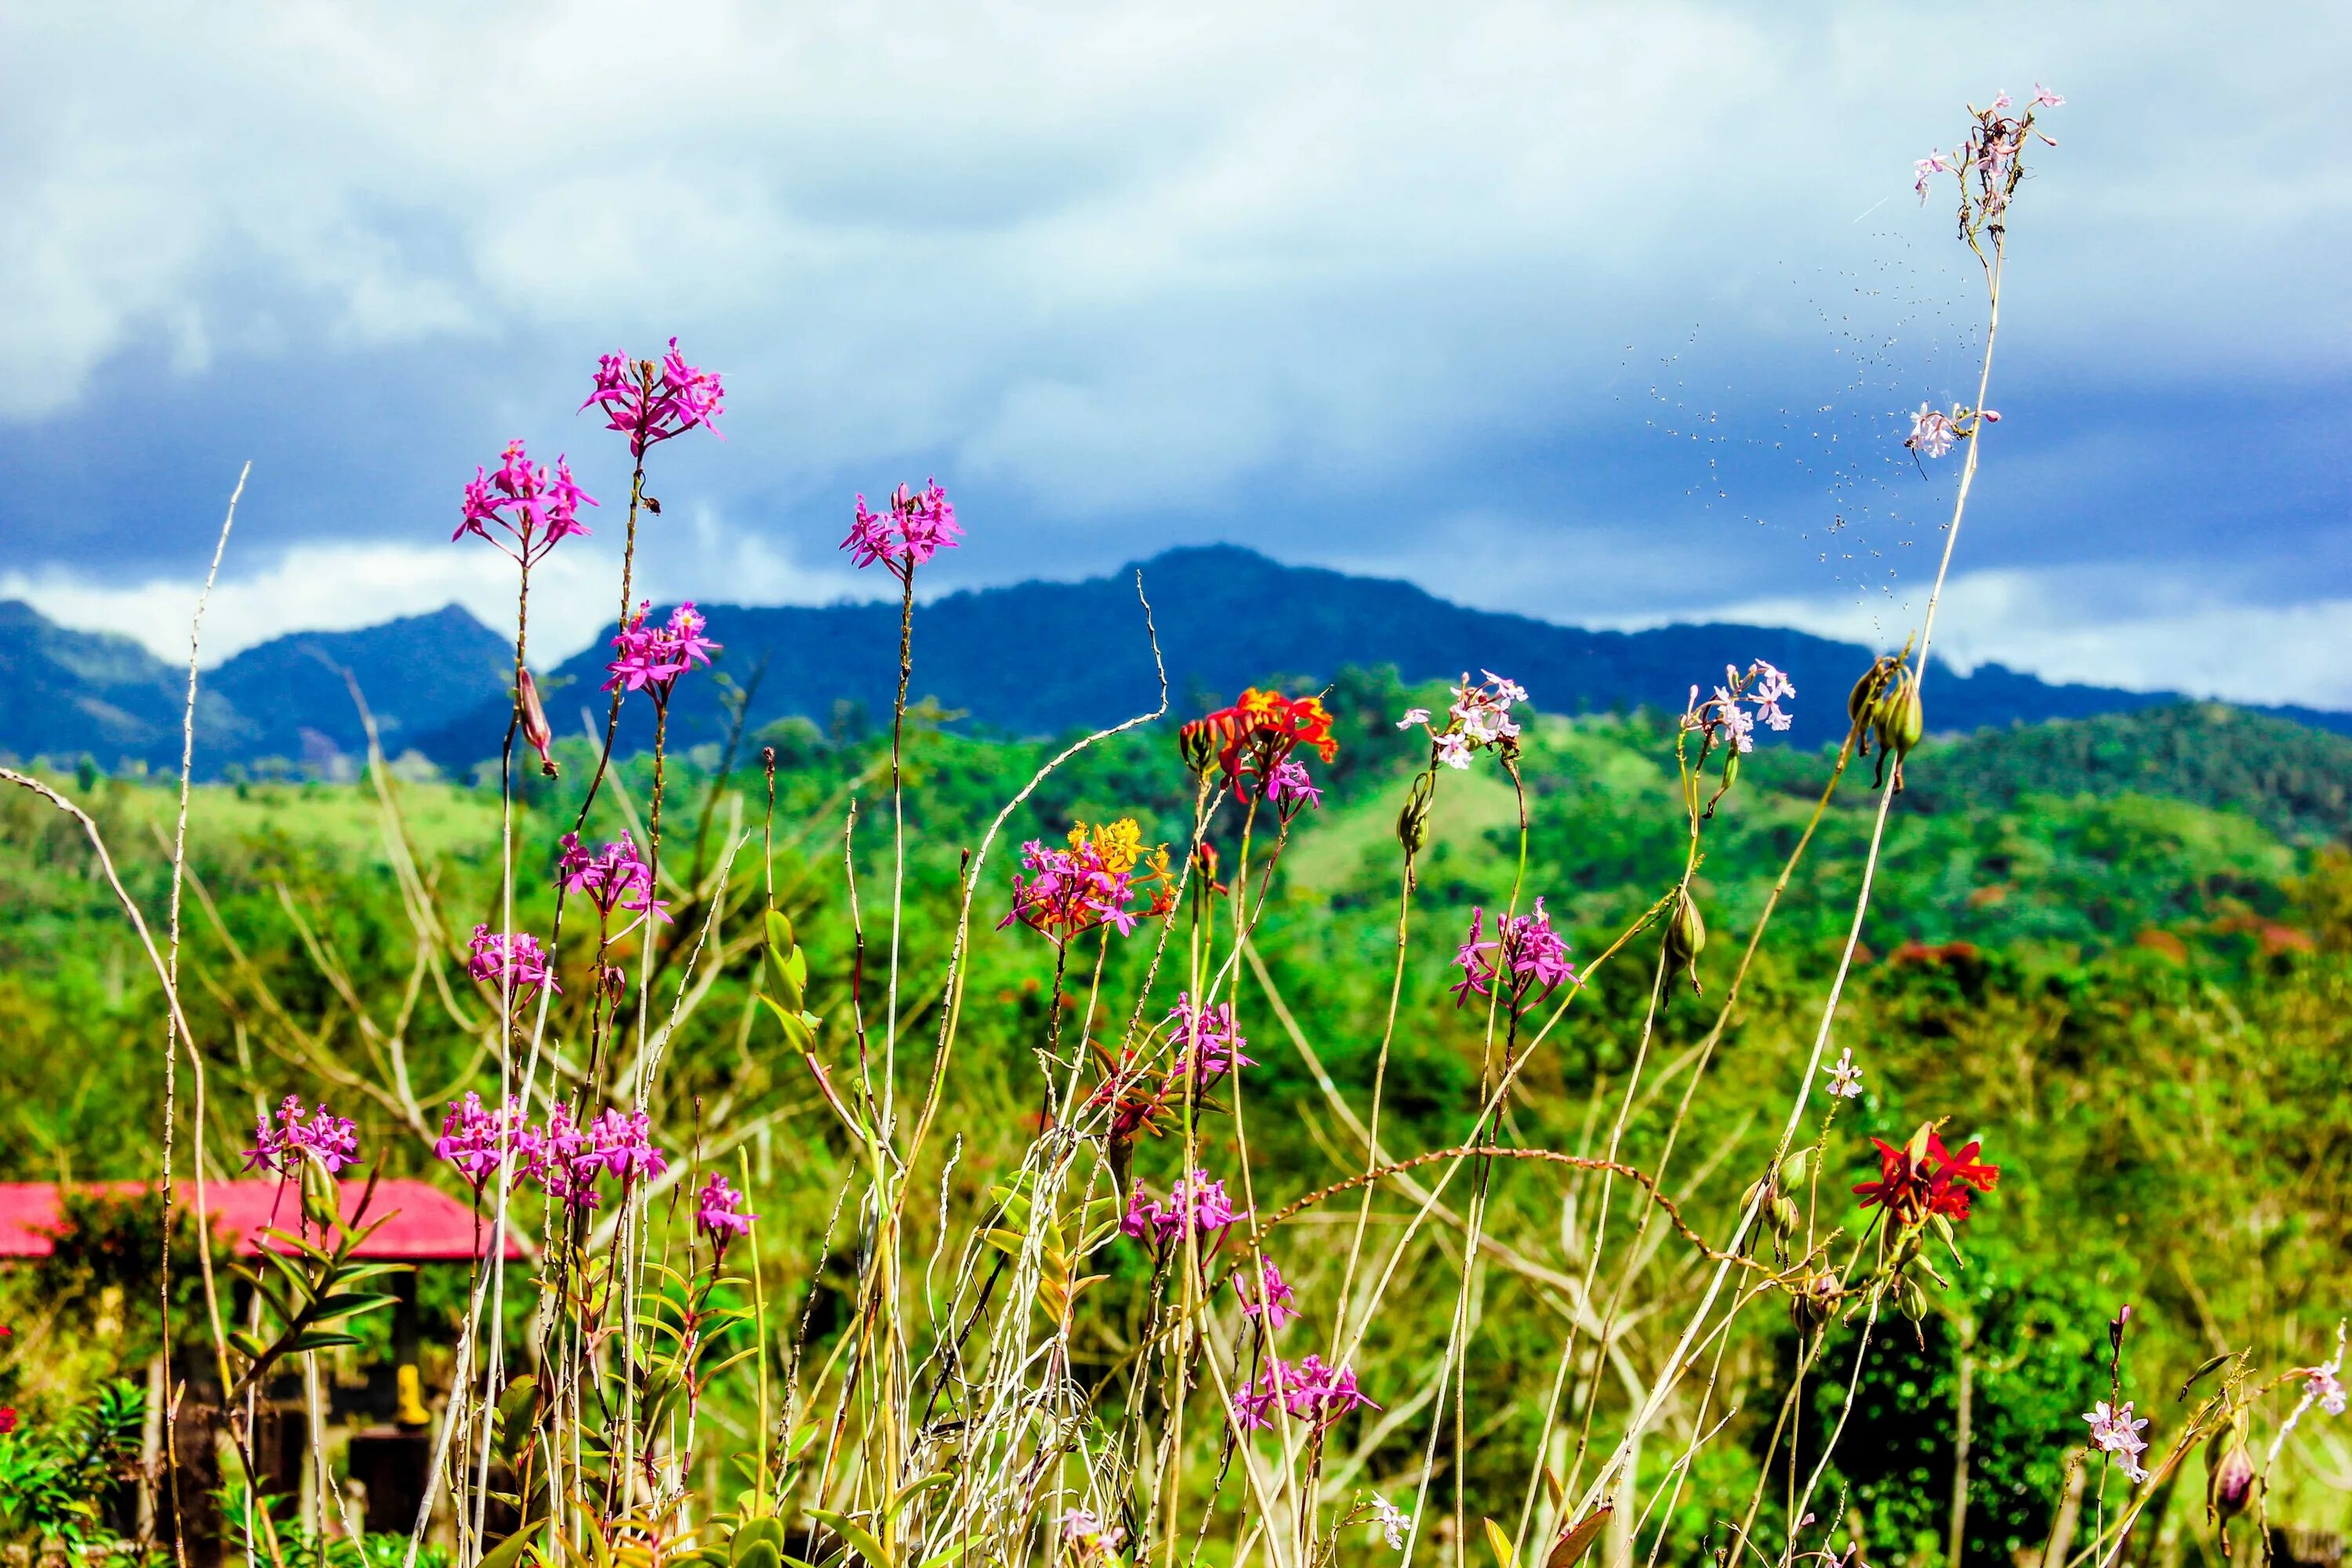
[
  {"xmin": 1178, "ymin": 720, "xmax": 1217, "ymax": 777},
  {"xmin": 2209, "ymin": 1439, "xmax": 2254, "ymax": 1523},
  {"xmin": 517, "ymin": 669, "xmax": 557, "ymax": 778},
  {"xmin": 1664, "ymin": 891, "xmax": 1707, "ymax": 994},
  {"xmin": 1778, "ymin": 1147, "xmax": 1813, "ymax": 1189}
]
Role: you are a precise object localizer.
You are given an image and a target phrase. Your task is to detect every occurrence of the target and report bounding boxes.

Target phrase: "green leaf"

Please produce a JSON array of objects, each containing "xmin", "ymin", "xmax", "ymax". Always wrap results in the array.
[
  {"xmin": 477, "ymin": 1518, "xmax": 546, "ymax": 1568},
  {"xmin": 2180, "ymin": 1350, "xmax": 2239, "ymax": 1400},
  {"xmin": 1485, "ymin": 1518, "xmax": 1515, "ymax": 1568},
  {"xmin": 887, "ymin": 1473, "xmax": 952, "ymax": 1520},
  {"xmin": 809, "ymin": 1509, "xmax": 891, "ymax": 1568},
  {"xmin": 764, "ymin": 909, "xmax": 796, "ymax": 958}
]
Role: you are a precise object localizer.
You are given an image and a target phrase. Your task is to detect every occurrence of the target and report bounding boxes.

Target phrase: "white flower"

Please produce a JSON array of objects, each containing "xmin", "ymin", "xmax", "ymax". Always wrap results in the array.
[
  {"xmin": 1906, "ymin": 403, "xmax": 1958, "ymax": 459},
  {"xmin": 1434, "ymin": 731, "xmax": 1473, "ymax": 770},
  {"xmin": 1368, "ymin": 1497, "xmax": 1411, "ymax": 1550},
  {"xmin": 2085, "ymin": 1400, "xmax": 2151, "ymax": 1482},
  {"xmin": 1397, "ymin": 707, "xmax": 1432, "ymax": 730},
  {"xmin": 1826, "ymin": 1049, "xmax": 1863, "ymax": 1099}
]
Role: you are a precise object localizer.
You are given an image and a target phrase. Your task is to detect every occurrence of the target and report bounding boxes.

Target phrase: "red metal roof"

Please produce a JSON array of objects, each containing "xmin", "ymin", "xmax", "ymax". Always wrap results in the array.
[{"xmin": 0, "ymin": 1178, "xmax": 525, "ymax": 1262}]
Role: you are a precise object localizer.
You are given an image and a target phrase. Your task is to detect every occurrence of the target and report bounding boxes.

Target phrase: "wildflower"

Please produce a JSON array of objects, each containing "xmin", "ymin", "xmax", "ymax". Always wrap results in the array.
[
  {"xmin": 582, "ymin": 338, "xmax": 724, "ymax": 458},
  {"xmin": 1682, "ymin": 661, "xmax": 1795, "ymax": 756},
  {"xmin": 1000, "ymin": 824, "xmax": 1173, "ymax": 947},
  {"xmin": 1239, "ymin": 1257, "xmax": 1301, "ymax": 1329},
  {"xmin": 1914, "ymin": 150, "xmax": 1953, "ymax": 201},
  {"xmin": 1265, "ymin": 757, "xmax": 1323, "ymax": 812},
  {"xmin": 1906, "ymin": 404, "xmax": 1958, "ymax": 459},
  {"xmin": 1233, "ymin": 1353, "xmax": 1377, "ymax": 1431},
  {"xmin": 2031, "ymin": 84, "xmax": 2065, "ymax": 109},
  {"xmin": 1178, "ymin": 688, "xmax": 1340, "ymax": 802},
  {"xmin": 2085, "ymin": 1399, "xmax": 2151, "ymax": 1484},
  {"xmin": 1825, "ymin": 1049, "xmax": 1864, "ymax": 1099},
  {"xmin": 843, "ymin": 480, "xmax": 961, "ymax": 572},
  {"xmin": 1450, "ymin": 899, "xmax": 1576, "ymax": 1010},
  {"xmin": 557, "ymin": 831, "xmax": 670, "ymax": 926},
  {"xmin": 604, "ymin": 601, "xmax": 720, "ymax": 697},
  {"xmin": 433, "ymin": 1093, "xmax": 528, "ymax": 1189},
  {"xmin": 454, "ymin": 440, "xmax": 597, "ymax": 564},
  {"xmin": 1168, "ymin": 993, "xmax": 1252, "ymax": 1082},
  {"xmin": 1853, "ymin": 1125, "xmax": 1999, "ymax": 1225},
  {"xmin": 1061, "ymin": 1508, "xmax": 1126, "ymax": 1557},
  {"xmin": 1368, "ymin": 1497, "xmax": 1412, "ymax": 1550},
  {"xmin": 243, "ymin": 1096, "xmax": 361, "ymax": 1176},
  {"xmin": 583, "ymin": 1107, "xmax": 667, "ymax": 1184},
  {"xmin": 2305, "ymin": 1366, "xmax": 2347, "ymax": 1417},
  {"xmin": 695, "ymin": 1172, "xmax": 757, "ymax": 1253},
  {"xmin": 1121, "ymin": 1171, "xmax": 1247, "ymax": 1251},
  {"xmin": 466, "ymin": 924, "xmax": 559, "ymax": 1003},
  {"xmin": 1399, "ymin": 672, "xmax": 1527, "ymax": 769}
]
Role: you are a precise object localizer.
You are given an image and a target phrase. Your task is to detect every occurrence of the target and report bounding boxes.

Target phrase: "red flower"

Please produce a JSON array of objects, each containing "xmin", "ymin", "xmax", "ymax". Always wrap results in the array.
[
  {"xmin": 1179, "ymin": 688, "xmax": 1340, "ymax": 802},
  {"xmin": 0, "ymin": 1407, "xmax": 15, "ymax": 1436},
  {"xmin": 1854, "ymin": 1125, "xmax": 2000, "ymax": 1225}
]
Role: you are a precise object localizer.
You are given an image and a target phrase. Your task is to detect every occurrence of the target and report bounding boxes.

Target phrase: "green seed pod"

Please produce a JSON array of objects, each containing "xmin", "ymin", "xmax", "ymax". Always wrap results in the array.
[
  {"xmin": 1789, "ymin": 1270, "xmax": 1839, "ymax": 1330},
  {"xmin": 1777, "ymin": 1146, "xmax": 1813, "ymax": 1190},
  {"xmin": 1896, "ymin": 1275, "xmax": 1928, "ymax": 1321},
  {"xmin": 1664, "ymin": 890, "xmax": 1708, "ymax": 994},
  {"xmin": 1849, "ymin": 655, "xmax": 1898, "ymax": 732},
  {"xmin": 1770, "ymin": 1192, "xmax": 1802, "ymax": 1236},
  {"xmin": 1397, "ymin": 773, "xmax": 1436, "ymax": 856},
  {"xmin": 1875, "ymin": 668, "xmax": 1925, "ymax": 760}
]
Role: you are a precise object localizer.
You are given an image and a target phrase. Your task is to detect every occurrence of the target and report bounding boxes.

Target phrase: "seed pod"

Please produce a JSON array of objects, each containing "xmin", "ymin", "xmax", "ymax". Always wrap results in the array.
[
  {"xmin": 1778, "ymin": 1146, "xmax": 1813, "ymax": 1189},
  {"xmin": 1895, "ymin": 1275, "xmax": 1928, "ymax": 1321},
  {"xmin": 1397, "ymin": 774, "xmax": 1436, "ymax": 857},
  {"xmin": 1664, "ymin": 891, "xmax": 1708, "ymax": 994},
  {"xmin": 2209, "ymin": 1436, "xmax": 2255, "ymax": 1523},
  {"xmin": 1789, "ymin": 1269, "xmax": 1839, "ymax": 1330},
  {"xmin": 1875, "ymin": 667, "xmax": 1925, "ymax": 762},
  {"xmin": 1849, "ymin": 655, "xmax": 1899, "ymax": 736},
  {"xmin": 1770, "ymin": 1192, "xmax": 1802, "ymax": 1236}
]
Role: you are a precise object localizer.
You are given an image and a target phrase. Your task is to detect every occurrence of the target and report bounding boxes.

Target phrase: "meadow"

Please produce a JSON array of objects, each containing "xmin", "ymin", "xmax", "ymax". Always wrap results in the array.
[{"xmin": 2, "ymin": 85, "xmax": 2347, "ymax": 1568}]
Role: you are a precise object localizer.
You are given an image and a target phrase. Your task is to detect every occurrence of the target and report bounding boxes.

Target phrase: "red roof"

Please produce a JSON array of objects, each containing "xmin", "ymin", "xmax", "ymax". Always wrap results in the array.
[{"xmin": 0, "ymin": 1178, "xmax": 525, "ymax": 1262}]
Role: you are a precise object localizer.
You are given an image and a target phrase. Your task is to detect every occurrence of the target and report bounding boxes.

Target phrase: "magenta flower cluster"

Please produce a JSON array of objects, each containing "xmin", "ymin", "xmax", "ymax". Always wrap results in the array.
[
  {"xmin": 434, "ymin": 1096, "xmax": 669, "ymax": 1212},
  {"xmin": 1232, "ymin": 1352, "xmax": 1377, "ymax": 1431},
  {"xmin": 695, "ymin": 1172, "xmax": 758, "ymax": 1252},
  {"xmin": 1000, "ymin": 838, "xmax": 1149, "ymax": 946},
  {"xmin": 467, "ymin": 924, "xmax": 560, "ymax": 1002},
  {"xmin": 1167, "ymin": 993, "xmax": 1253, "ymax": 1083},
  {"xmin": 604, "ymin": 601, "xmax": 720, "ymax": 698},
  {"xmin": 582, "ymin": 338, "xmax": 725, "ymax": 459},
  {"xmin": 1264, "ymin": 757, "xmax": 1322, "ymax": 814},
  {"xmin": 1237, "ymin": 1256, "xmax": 1301, "ymax": 1329},
  {"xmin": 842, "ymin": 481, "xmax": 962, "ymax": 572},
  {"xmin": 557, "ymin": 831, "xmax": 670, "ymax": 926},
  {"xmin": 1120, "ymin": 1170, "xmax": 1248, "ymax": 1251},
  {"xmin": 455, "ymin": 440, "xmax": 598, "ymax": 565},
  {"xmin": 1450, "ymin": 897, "xmax": 1576, "ymax": 1010},
  {"xmin": 243, "ymin": 1095, "xmax": 361, "ymax": 1176},
  {"xmin": 1682, "ymin": 659, "xmax": 1795, "ymax": 756},
  {"xmin": 1398, "ymin": 671, "xmax": 1528, "ymax": 770}
]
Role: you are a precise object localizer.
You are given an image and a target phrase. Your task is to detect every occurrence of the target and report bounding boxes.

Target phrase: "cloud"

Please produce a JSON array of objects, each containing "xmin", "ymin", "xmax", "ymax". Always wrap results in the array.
[{"xmin": 1634, "ymin": 564, "xmax": 2352, "ymax": 711}]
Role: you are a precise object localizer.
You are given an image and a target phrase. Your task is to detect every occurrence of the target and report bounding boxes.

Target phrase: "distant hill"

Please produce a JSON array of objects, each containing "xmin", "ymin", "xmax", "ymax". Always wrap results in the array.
[
  {"xmin": 6, "ymin": 547, "xmax": 2349, "ymax": 777},
  {"xmin": 204, "ymin": 607, "xmax": 512, "ymax": 774},
  {"xmin": 422, "ymin": 545, "xmax": 2352, "ymax": 766},
  {"xmin": 1912, "ymin": 702, "xmax": 2352, "ymax": 845}
]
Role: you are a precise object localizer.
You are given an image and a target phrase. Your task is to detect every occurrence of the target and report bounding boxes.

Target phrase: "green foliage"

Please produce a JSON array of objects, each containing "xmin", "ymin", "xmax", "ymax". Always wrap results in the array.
[{"xmin": 0, "ymin": 1377, "xmax": 145, "ymax": 1549}]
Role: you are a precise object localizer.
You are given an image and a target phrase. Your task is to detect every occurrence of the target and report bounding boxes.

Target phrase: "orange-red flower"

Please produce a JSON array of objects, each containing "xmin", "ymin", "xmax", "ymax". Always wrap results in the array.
[
  {"xmin": 1179, "ymin": 688, "xmax": 1339, "ymax": 801},
  {"xmin": 1853, "ymin": 1124, "xmax": 2000, "ymax": 1225}
]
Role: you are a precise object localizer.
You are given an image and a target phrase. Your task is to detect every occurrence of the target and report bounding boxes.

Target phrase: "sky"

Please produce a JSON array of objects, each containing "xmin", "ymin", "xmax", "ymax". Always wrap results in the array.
[{"xmin": 2, "ymin": 3, "xmax": 2347, "ymax": 705}]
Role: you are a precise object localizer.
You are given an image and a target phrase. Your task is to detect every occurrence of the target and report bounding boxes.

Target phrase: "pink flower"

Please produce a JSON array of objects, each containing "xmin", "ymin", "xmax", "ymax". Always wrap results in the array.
[
  {"xmin": 2306, "ymin": 1367, "xmax": 2347, "ymax": 1417},
  {"xmin": 695, "ymin": 1172, "xmax": 758, "ymax": 1252},
  {"xmin": 454, "ymin": 440, "xmax": 597, "ymax": 564},
  {"xmin": 1265, "ymin": 757, "xmax": 1322, "ymax": 812},
  {"xmin": 582, "ymin": 338, "xmax": 725, "ymax": 459},
  {"xmin": 1450, "ymin": 898, "xmax": 1576, "ymax": 1009},
  {"xmin": 1907, "ymin": 403, "xmax": 1958, "ymax": 459},
  {"xmin": 2085, "ymin": 1399, "xmax": 2150, "ymax": 1484},
  {"xmin": 999, "ymin": 837, "xmax": 1156, "ymax": 947},
  {"xmin": 842, "ymin": 480, "xmax": 962, "ymax": 573},
  {"xmin": 1825, "ymin": 1049, "xmax": 1864, "ymax": 1099},
  {"xmin": 1914, "ymin": 150, "xmax": 1954, "ymax": 201},
  {"xmin": 466, "ymin": 925, "xmax": 559, "ymax": 1003},
  {"xmin": 584, "ymin": 1107, "xmax": 667, "ymax": 1183},
  {"xmin": 1233, "ymin": 1352, "xmax": 1377, "ymax": 1431},
  {"xmin": 557, "ymin": 831, "xmax": 670, "ymax": 926},
  {"xmin": 1167, "ymin": 993, "xmax": 1253, "ymax": 1082},
  {"xmin": 2031, "ymin": 84, "xmax": 2064, "ymax": 109},
  {"xmin": 1406, "ymin": 672, "xmax": 1529, "ymax": 768},
  {"xmin": 1238, "ymin": 1257, "xmax": 1301, "ymax": 1329},
  {"xmin": 604, "ymin": 602, "xmax": 720, "ymax": 698},
  {"xmin": 244, "ymin": 1095, "xmax": 361, "ymax": 1176},
  {"xmin": 1122, "ymin": 1171, "xmax": 1247, "ymax": 1251},
  {"xmin": 433, "ymin": 1092, "xmax": 528, "ymax": 1189}
]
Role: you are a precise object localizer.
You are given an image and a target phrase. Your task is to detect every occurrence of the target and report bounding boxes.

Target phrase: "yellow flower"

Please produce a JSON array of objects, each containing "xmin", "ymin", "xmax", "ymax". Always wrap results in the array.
[{"xmin": 1069, "ymin": 817, "xmax": 1148, "ymax": 875}]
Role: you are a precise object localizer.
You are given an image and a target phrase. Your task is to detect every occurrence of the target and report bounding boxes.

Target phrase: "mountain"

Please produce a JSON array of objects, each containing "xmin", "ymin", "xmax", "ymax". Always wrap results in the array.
[
  {"xmin": 419, "ymin": 545, "xmax": 2352, "ymax": 768},
  {"xmin": 204, "ymin": 607, "xmax": 513, "ymax": 773},
  {"xmin": 9, "ymin": 549, "xmax": 2350, "ymax": 777},
  {"xmin": 0, "ymin": 600, "xmax": 253, "ymax": 769}
]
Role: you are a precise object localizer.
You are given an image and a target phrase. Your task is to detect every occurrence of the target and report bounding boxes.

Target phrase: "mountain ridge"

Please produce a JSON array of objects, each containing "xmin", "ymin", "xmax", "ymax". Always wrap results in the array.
[{"xmin": 5, "ymin": 546, "xmax": 2348, "ymax": 775}]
